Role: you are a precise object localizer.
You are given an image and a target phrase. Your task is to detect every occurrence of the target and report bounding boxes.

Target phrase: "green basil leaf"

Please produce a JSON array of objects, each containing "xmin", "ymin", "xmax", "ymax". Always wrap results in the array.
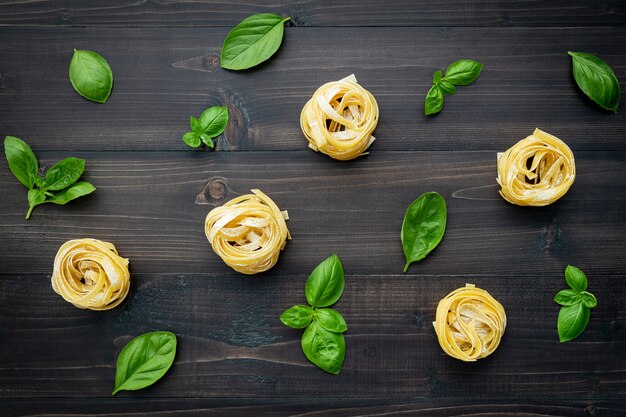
[
  {"xmin": 199, "ymin": 106, "xmax": 229, "ymax": 138},
  {"xmin": 554, "ymin": 289, "xmax": 581, "ymax": 306},
  {"xmin": 43, "ymin": 157, "xmax": 85, "ymax": 191},
  {"xmin": 183, "ymin": 132, "xmax": 201, "ymax": 148},
  {"xmin": 568, "ymin": 51, "xmax": 620, "ymax": 113},
  {"xmin": 424, "ymin": 85, "xmax": 444, "ymax": 115},
  {"xmin": 280, "ymin": 305, "xmax": 314, "ymax": 329},
  {"xmin": 558, "ymin": 303, "xmax": 590, "ymax": 343},
  {"xmin": 438, "ymin": 79, "xmax": 457, "ymax": 95},
  {"xmin": 433, "ymin": 70, "xmax": 442, "ymax": 84},
  {"xmin": 581, "ymin": 291, "xmax": 597, "ymax": 308},
  {"xmin": 305, "ymin": 254, "xmax": 344, "ymax": 308},
  {"xmin": 443, "ymin": 59, "xmax": 483, "ymax": 86},
  {"xmin": 314, "ymin": 308, "xmax": 347, "ymax": 333},
  {"xmin": 221, "ymin": 14, "xmax": 291, "ymax": 70},
  {"xmin": 401, "ymin": 191, "xmax": 447, "ymax": 272},
  {"xmin": 564, "ymin": 265, "xmax": 587, "ymax": 292},
  {"xmin": 301, "ymin": 322, "xmax": 345, "ymax": 374},
  {"xmin": 200, "ymin": 134, "xmax": 214, "ymax": 149},
  {"xmin": 69, "ymin": 49, "xmax": 113, "ymax": 103},
  {"xmin": 190, "ymin": 116, "xmax": 203, "ymax": 135},
  {"xmin": 47, "ymin": 182, "xmax": 96, "ymax": 205},
  {"xmin": 4, "ymin": 136, "xmax": 38, "ymax": 189},
  {"xmin": 26, "ymin": 189, "xmax": 46, "ymax": 219},
  {"xmin": 113, "ymin": 331, "xmax": 177, "ymax": 395}
]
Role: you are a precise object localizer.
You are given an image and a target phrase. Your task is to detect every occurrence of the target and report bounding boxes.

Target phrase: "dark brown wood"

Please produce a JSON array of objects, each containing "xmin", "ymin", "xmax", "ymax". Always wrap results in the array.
[
  {"xmin": 0, "ymin": 0, "xmax": 624, "ymax": 27},
  {"xmin": 0, "ymin": 27, "xmax": 625, "ymax": 152}
]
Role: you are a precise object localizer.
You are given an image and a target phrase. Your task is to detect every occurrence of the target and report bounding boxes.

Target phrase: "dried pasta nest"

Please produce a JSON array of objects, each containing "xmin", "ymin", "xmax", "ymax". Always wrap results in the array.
[
  {"xmin": 433, "ymin": 284, "xmax": 506, "ymax": 362},
  {"xmin": 204, "ymin": 189, "xmax": 291, "ymax": 275},
  {"xmin": 51, "ymin": 238, "xmax": 130, "ymax": 310},
  {"xmin": 497, "ymin": 128, "xmax": 576, "ymax": 206},
  {"xmin": 300, "ymin": 74, "xmax": 379, "ymax": 161}
]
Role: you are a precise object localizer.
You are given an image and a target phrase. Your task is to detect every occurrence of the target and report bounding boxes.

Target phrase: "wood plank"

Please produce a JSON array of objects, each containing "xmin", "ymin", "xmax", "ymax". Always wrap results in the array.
[
  {"xmin": 2, "ymin": 399, "xmax": 625, "ymax": 417},
  {"xmin": 1, "ymin": 27, "xmax": 625, "ymax": 152},
  {"xmin": 1, "ymin": 272, "xmax": 624, "ymax": 398},
  {"xmin": 1, "ymin": 151, "xmax": 624, "ymax": 277},
  {"xmin": 0, "ymin": 0, "xmax": 624, "ymax": 27}
]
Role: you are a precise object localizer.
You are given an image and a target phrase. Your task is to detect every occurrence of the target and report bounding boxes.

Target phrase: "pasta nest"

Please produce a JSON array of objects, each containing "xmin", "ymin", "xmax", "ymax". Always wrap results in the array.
[
  {"xmin": 497, "ymin": 128, "xmax": 576, "ymax": 206},
  {"xmin": 204, "ymin": 189, "xmax": 291, "ymax": 275},
  {"xmin": 300, "ymin": 74, "xmax": 379, "ymax": 160},
  {"xmin": 51, "ymin": 238, "xmax": 130, "ymax": 310},
  {"xmin": 433, "ymin": 284, "xmax": 506, "ymax": 362}
]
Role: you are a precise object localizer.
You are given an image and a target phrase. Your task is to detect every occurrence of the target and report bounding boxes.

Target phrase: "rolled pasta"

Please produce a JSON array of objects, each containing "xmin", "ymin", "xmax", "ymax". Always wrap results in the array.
[
  {"xmin": 433, "ymin": 284, "xmax": 506, "ymax": 362},
  {"xmin": 205, "ymin": 189, "xmax": 291, "ymax": 274},
  {"xmin": 51, "ymin": 238, "xmax": 130, "ymax": 310},
  {"xmin": 300, "ymin": 74, "xmax": 379, "ymax": 160},
  {"xmin": 497, "ymin": 128, "xmax": 575, "ymax": 206}
]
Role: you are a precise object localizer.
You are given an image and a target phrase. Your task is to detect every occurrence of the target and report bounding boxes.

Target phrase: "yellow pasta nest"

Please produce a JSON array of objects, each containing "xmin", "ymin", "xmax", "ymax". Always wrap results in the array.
[
  {"xmin": 497, "ymin": 128, "xmax": 576, "ymax": 206},
  {"xmin": 300, "ymin": 74, "xmax": 379, "ymax": 160},
  {"xmin": 433, "ymin": 284, "xmax": 506, "ymax": 362},
  {"xmin": 51, "ymin": 238, "xmax": 130, "ymax": 310},
  {"xmin": 204, "ymin": 189, "xmax": 291, "ymax": 275}
]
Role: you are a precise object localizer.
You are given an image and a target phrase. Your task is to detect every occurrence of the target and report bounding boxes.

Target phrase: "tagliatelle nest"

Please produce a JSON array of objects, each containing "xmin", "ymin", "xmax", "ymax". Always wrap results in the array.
[
  {"xmin": 51, "ymin": 238, "xmax": 130, "ymax": 310},
  {"xmin": 497, "ymin": 128, "xmax": 576, "ymax": 206},
  {"xmin": 204, "ymin": 189, "xmax": 291, "ymax": 275},
  {"xmin": 433, "ymin": 284, "xmax": 506, "ymax": 362},
  {"xmin": 300, "ymin": 74, "xmax": 379, "ymax": 161}
]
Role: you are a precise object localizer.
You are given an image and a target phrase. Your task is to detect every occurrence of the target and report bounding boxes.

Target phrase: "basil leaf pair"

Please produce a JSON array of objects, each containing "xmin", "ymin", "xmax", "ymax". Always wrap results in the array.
[
  {"xmin": 182, "ymin": 106, "xmax": 229, "ymax": 149},
  {"xmin": 113, "ymin": 331, "xmax": 177, "ymax": 395},
  {"xmin": 4, "ymin": 136, "xmax": 96, "ymax": 219},
  {"xmin": 568, "ymin": 51, "xmax": 620, "ymax": 113},
  {"xmin": 69, "ymin": 49, "xmax": 113, "ymax": 103},
  {"xmin": 554, "ymin": 265, "xmax": 597, "ymax": 343},
  {"xmin": 424, "ymin": 59, "xmax": 483, "ymax": 115},
  {"xmin": 280, "ymin": 254, "xmax": 347, "ymax": 374},
  {"xmin": 401, "ymin": 192, "xmax": 447, "ymax": 272},
  {"xmin": 221, "ymin": 13, "xmax": 291, "ymax": 70}
]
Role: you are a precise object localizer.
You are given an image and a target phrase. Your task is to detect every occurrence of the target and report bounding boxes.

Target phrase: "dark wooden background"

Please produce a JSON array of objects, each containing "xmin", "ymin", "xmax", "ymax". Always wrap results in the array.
[{"xmin": 1, "ymin": 1, "xmax": 625, "ymax": 416}]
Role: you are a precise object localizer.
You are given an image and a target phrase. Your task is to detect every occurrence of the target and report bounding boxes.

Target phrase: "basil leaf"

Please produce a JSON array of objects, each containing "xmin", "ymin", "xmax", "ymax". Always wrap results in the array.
[
  {"xmin": 69, "ymin": 49, "xmax": 113, "ymax": 103},
  {"xmin": 438, "ymin": 79, "xmax": 457, "ymax": 95},
  {"xmin": 557, "ymin": 303, "xmax": 590, "ymax": 343},
  {"xmin": 47, "ymin": 182, "xmax": 96, "ymax": 205},
  {"xmin": 221, "ymin": 14, "xmax": 291, "ymax": 70},
  {"xmin": 4, "ymin": 136, "xmax": 38, "ymax": 189},
  {"xmin": 305, "ymin": 254, "xmax": 344, "ymax": 308},
  {"xmin": 280, "ymin": 305, "xmax": 314, "ymax": 329},
  {"xmin": 190, "ymin": 116, "xmax": 203, "ymax": 135},
  {"xmin": 424, "ymin": 85, "xmax": 444, "ymax": 115},
  {"xmin": 401, "ymin": 191, "xmax": 447, "ymax": 273},
  {"xmin": 26, "ymin": 189, "xmax": 46, "ymax": 219},
  {"xmin": 183, "ymin": 132, "xmax": 201, "ymax": 148},
  {"xmin": 314, "ymin": 308, "xmax": 347, "ymax": 333},
  {"xmin": 568, "ymin": 51, "xmax": 620, "ymax": 113},
  {"xmin": 200, "ymin": 134, "xmax": 214, "ymax": 149},
  {"xmin": 113, "ymin": 331, "xmax": 177, "ymax": 395},
  {"xmin": 564, "ymin": 265, "xmax": 587, "ymax": 292},
  {"xmin": 443, "ymin": 59, "xmax": 483, "ymax": 86},
  {"xmin": 301, "ymin": 322, "xmax": 345, "ymax": 374},
  {"xmin": 581, "ymin": 291, "xmax": 597, "ymax": 308},
  {"xmin": 43, "ymin": 157, "xmax": 85, "ymax": 191},
  {"xmin": 554, "ymin": 289, "xmax": 581, "ymax": 306},
  {"xmin": 199, "ymin": 106, "xmax": 229, "ymax": 138},
  {"xmin": 433, "ymin": 70, "xmax": 442, "ymax": 84}
]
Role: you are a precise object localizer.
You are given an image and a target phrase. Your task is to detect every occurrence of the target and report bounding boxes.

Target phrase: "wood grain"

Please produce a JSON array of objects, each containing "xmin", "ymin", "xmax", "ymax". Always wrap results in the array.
[
  {"xmin": 0, "ymin": 27, "xmax": 625, "ymax": 152},
  {"xmin": 0, "ymin": 0, "xmax": 624, "ymax": 27}
]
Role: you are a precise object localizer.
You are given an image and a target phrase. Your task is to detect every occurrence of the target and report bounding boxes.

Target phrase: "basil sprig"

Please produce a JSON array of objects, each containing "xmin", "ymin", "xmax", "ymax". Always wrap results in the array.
[
  {"xmin": 113, "ymin": 331, "xmax": 177, "ymax": 395},
  {"xmin": 280, "ymin": 254, "xmax": 347, "ymax": 374},
  {"xmin": 69, "ymin": 49, "xmax": 113, "ymax": 103},
  {"xmin": 4, "ymin": 136, "xmax": 95, "ymax": 219},
  {"xmin": 424, "ymin": 59, "xmax": 483, "ymax": 115},
  {"xmin": 555, "ymin": 265, "xmax": 597, "ymax": 343},
  {"xmin": 401, "ymin": 192, "xmax": 447, "ymax": 272},
  {"xmin": 221, "ymin": 13, "xmax": 291, "ymax": 70},
  {"xmin": 182, "ymin": 106, "xmax": 229, "ymax": 149},
  {"xmin": 568, "ymin": 51, "xmax": 620, "ymax": 113}
]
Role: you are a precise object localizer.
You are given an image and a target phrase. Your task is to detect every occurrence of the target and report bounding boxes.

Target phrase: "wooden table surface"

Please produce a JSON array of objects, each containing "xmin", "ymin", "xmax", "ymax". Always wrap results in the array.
[{"xmin": 1, "ymin": 1, "xmax": 625, "ymax": 416}]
